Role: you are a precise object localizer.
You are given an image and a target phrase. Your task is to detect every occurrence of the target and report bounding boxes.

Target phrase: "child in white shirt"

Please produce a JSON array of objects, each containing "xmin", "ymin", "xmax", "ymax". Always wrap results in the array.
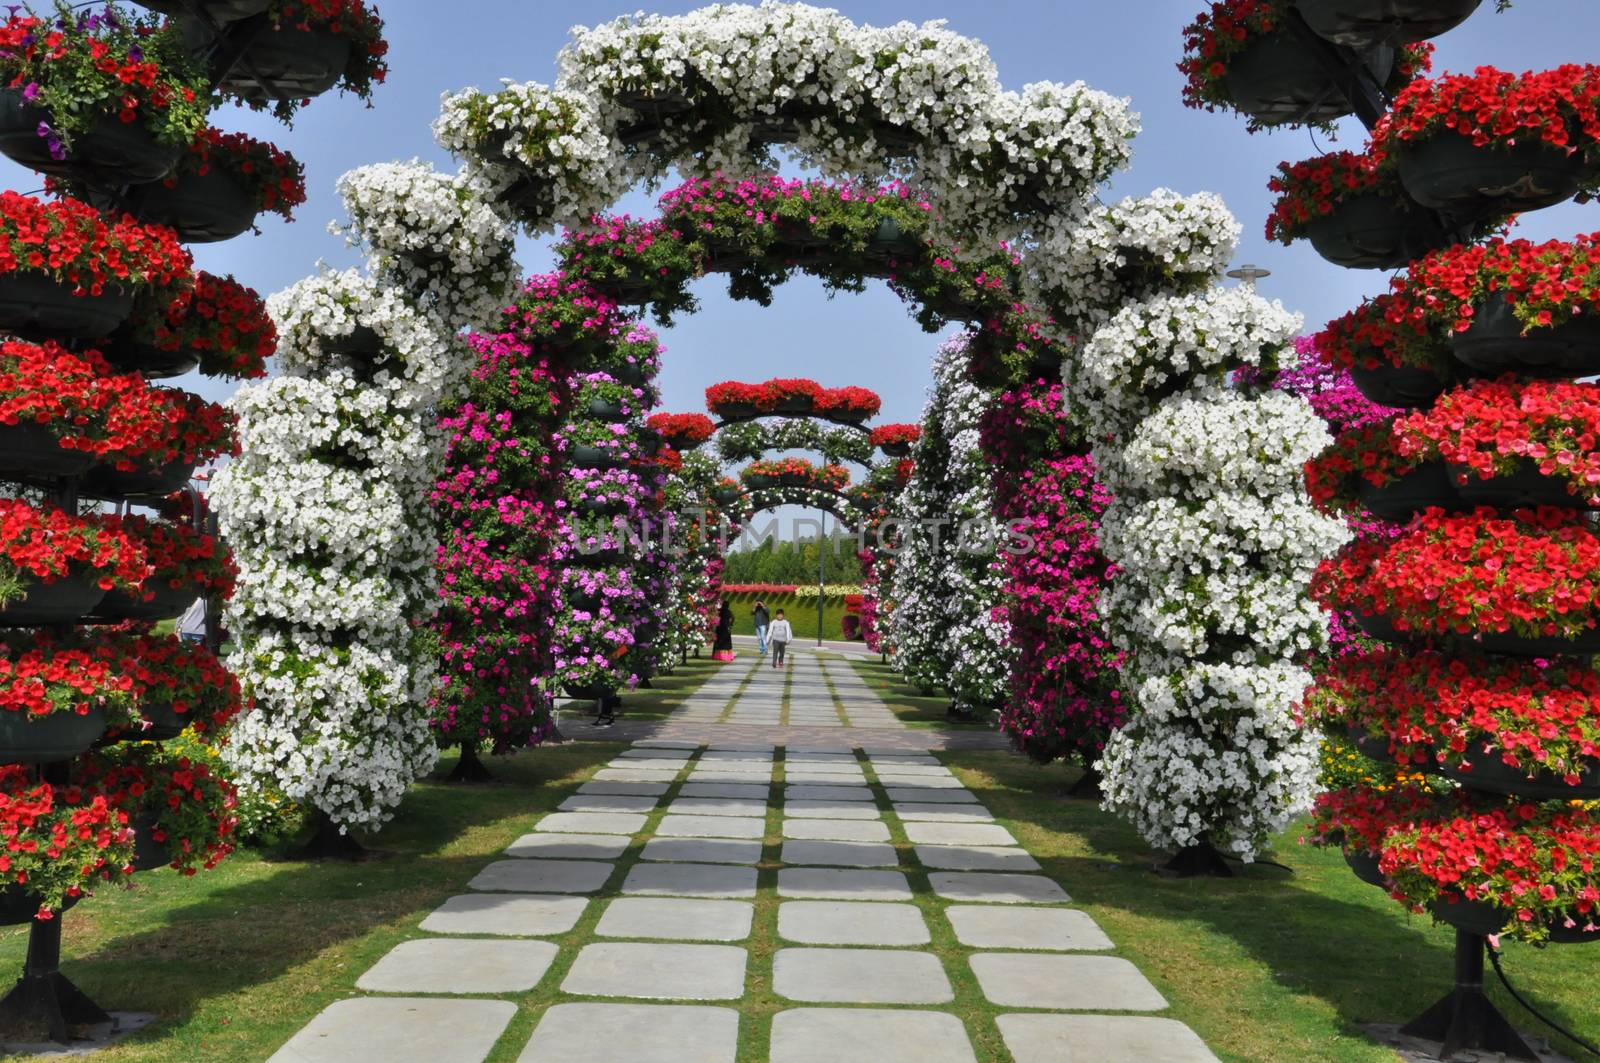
[{"xmin": 768, "ymin": 611, "xmax": 793, "ymax": 667}]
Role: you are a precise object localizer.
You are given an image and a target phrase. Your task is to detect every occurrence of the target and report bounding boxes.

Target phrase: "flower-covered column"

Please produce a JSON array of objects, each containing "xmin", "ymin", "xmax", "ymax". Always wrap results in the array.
[
  {"xmin": 215, "ymin": 163, "xmax": 515, "ymax": 841},
  {"xmin": 1078, "ymin": 288, "xmax": 1347, "ymax": 872}
]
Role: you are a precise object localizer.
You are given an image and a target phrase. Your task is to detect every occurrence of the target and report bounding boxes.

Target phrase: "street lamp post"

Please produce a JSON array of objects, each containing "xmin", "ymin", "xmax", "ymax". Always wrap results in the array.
[{"xmin": 816, "ymin": 511, "xmax": 825, "ymax": 648}]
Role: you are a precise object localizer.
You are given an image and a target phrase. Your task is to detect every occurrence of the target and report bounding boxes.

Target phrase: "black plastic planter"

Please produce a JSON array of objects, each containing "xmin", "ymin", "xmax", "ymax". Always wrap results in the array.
[
  {"xmin": 743, "ymin": 474, "xmax": 778, "ymax": 491},
  {"xmin": 868, "ymin": 217, "xmax": 923, "ymax": 259},
  {"xmin": 324, "ymin": 324, "xmax": 385, "ymax": 360},
  {"xmin": 0, "ymin": 705, "xmax": 107, "ymax": 766},
  {"xmin": 1398, "ymin": 132, "xmax": 1586, "ymax": 215},
  {"xmin": 137, "ymin": 0, "xmax": 271, "ymax": 18},
  {"xmin": 0, "ymin": 569, "xmax": 107, "ymax": 627},
  {"xmin": 587, "ymin": 397, "xmax": 626, "ymax": 420},
  {"xmin": 1449, "ymin": 458, "xmax": 1592, "ymax": 511},
  {"xmin": 98, "ymin": 338, "xmax": 202, "ymax": 380},
  {"xmin": 562, "ymin": 682, "xmax": 613, "ymax": 701},
  {"xmin": 661, "ymin": 432, "xmax": 705, "ymax": 450},
  {"xmin": 1343, "ymin": 849, "xmax": 1388, "ymax": 889},
  {"xmin": 1296, "ymin": 0, "xmax": 1484, "ymax": 47},
  {"xmin": 606, "ymin": 362, "xmax": 651, "ymax": 386},
  {"xmin": 1223, "ymin": 33, "xmax": 1393, "ymax": 126},
  {"xmin": 772, "ymin": 397, "xmax": 815, "ymax": 416},
  {"xmin": 712, "ymin": 402, "xmax": 761, "ymax": 421},
  {"xmin": 711, "ymin": 488, "xmax": 744, "ymax": 506},
  {"xmin": 1347, "ymin": 362, "xmax": 1449, "ymax": 409},
  {"xmin": 878, "ymin": 441, "xmax": 913, "ymax": 458},
  {"xmin": 109, "ymin": 166, "xmax": 258, "ymax": 244},
  {"xmin": 0, "ymin": 273, "xmax": 133, "ymax": 341},
  {"xmin": 1474, "ymin": 628, "xmax": 1600, "ymax": 658},
  {"xmin": 1357, "ymin": 461, "xmax": 1458, "ymax": 520},
  {"xmin": 134, "ymin": 696, "xmax": 189, "ymax": 742},
  {"xmin": 220, "ymin": 24, "xmax": 353, "ymax": 101},
  {"xmin": 0, "ymin": 889, "xmax": 79, "ymax": 927},
  {"xmin": 0, "ymin": 422, "xmax": 95, "ymax": 481},
  {"xmin": 572, "ymin": 545, "xmax": 626, "ymax": 566},
  {"xmin": 591, "ymin": 276, "xmax": 658, "ymax": 306},
  {"xmin": 570, "ymin": 445, "xmax": 625, "ymax": 470},
  {"xmin": 1429, "ymin": 896, "xmax": 1600, "ymax": 944},
  {"xmin": 565, "ymin": 589, "xmax": 605, "ymax": 612},
  {"xmin": 1353, "ymin": 609, "xmax": 1408, "ymax": 645},
  {"xmin": 1438, "ymin": 743, "xmax": 1600, "ymax": 800},
  {"xmin": 576, "ymin": 496, "xmax": 629, "ymax": 516},
  {"xmin": 130, "ymin": 814, "xmax": 172, "ymax": 873},
  {"xmin": 776, "ymin": 473, "xmax": 812, "ymax": 488},
  {"xmin": 80, "ymin": 458, "xmax": 197, "ymax": 501},
  {"xmin": 1302, "ymin": 193, "xmax": 1448, "ymax": 270},
  {"xmin": 93, "ymin": 578, "xmax": 199, "ymax": 623},
  {"xmin": 0, "ymin": 89, "xmax": 181, "ymax": 184},
  {"xmin": 1450, "ymin": 298, "xmax": 1600, "ymax": 378}
]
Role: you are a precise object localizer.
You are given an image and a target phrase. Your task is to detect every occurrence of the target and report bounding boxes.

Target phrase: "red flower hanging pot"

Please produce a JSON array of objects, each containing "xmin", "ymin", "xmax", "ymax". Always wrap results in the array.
[{"xmin": 1450, "ymin": 299, "xmax": 1600, "ymax": 378}]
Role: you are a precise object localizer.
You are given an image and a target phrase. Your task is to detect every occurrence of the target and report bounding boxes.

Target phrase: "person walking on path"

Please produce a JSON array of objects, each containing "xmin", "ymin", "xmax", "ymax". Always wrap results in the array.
[
  {"xmin": 752, "ymin": 600, "xmax": 771, "ymax": 655},
  {"xmin": 768, "ymin": 610, "xmax": 793, "ymax": 668},
  {"xmin": 712, "ymin": 600, "xmax": 736, "ymax": 661}
]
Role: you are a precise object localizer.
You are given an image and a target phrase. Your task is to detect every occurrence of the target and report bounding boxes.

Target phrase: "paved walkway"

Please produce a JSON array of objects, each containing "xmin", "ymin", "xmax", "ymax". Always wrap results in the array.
[
  {"xmin": 270, "ymin": 715, "xmax": 1218, "ymax": 1061},
  {"xmin": 674, "ymin": 652, "xmax": 901, "ymax": 730}
]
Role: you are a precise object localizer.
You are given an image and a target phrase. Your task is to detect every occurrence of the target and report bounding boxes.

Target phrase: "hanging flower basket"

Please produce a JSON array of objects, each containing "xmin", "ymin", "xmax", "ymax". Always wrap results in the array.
[
  {"xmin": 0, "ymin": 272, "xmax": 133, "ymax": 340},
  {"xmin": 1474, "ymin": 629, "xmax": 1600, "ymax": 657},
  {"xmin": 99, "ymin": 338, "xmax": 202, "ymax": 380},
  {"xmin": 777, "ymin": 471, "xmax": 811, "ymax": 487},
  {"xmin": 562, "ymin": 681, "xmax": 612, "ymax": 701},
  {"xmin": 572, "ymin": 544, "xmax": 626, "ymax": 566},
  {"xmin": 605, "ymin": 362, "xmax": 651, "ymax": 386},
  {"xmin": 646, "ymin": 413, "xmax": 715, "ymax": 450},
  {"xmin": 0, "ymin": 87, "xmax": 182, "ymax": 184},
  {"xmin": 131, "ymin": 812, "xmax": 172, "ymax": 872},
  {"xmin": 587, "ymin": 397, "xmax": 625, "ymax": 420},
  {"xmin": 220, "ymin": 23, "xmax": 354, "ymax": 101},
  {"xmin": 1344, "ymin": 848, "xmax": 1388, "ymax": 889},
  {"xmin": 867, "ymin": 216, "xmax": 922, "ymax": 259},
  {"xmin": 0, "ymin": 887, "xmax": 79, "ymax": 927},
  {"xmin": 565, "ymin": 588, "xmax": 605, "ymax": 613},
  {"xmin": 108, "ymin": 165, "xmax": 258, "ymax": 245},
  {"xmin": 127, "ymin": 694, "xmax": 189, "ymax": 743},
  {"xmin": 575, "ymin": 496, "xmax": 629, "ymax": 515},
  {"xmin": 1347, "ymin": 364, "xmax": 1446, "ymax": 408},
  {"xmin": 94, "ymin": 578, "xmax": 200, "ymax": 623},
  {"xmin": 1397, "ymin": 132, "xmax": 1587, "ymax": 215},
  {"xmin": 0, "ymin": 422, "xmax": 95, "ymax": 480},
  {"xmin": 814, "ymin": 386, "xmax": 882, "ymax": 425},
  {"xmin": 1438, "ymin": 744, "xmax": 1600, "ymax": 800},
  {"xmin": 1429, "ymin": 896, "xmax": 1600, "ymax": 944},
  {"xmin": 569, "ymin": 445, "xmax": 625, "ymax": 470},
  {"xmin": 713, "ymin": 402, "xmax": 760, "ymax": 421},
  {"xmin": 0, "ymin": 704, "xmax": 107, "ymax": 765},
  {"xmin": 1448, "ymin": 458, "xmax": 1596, "ymax": 511},
  {"xmin": 1224, "ymin": 34, "xmax": 1388, "ymax": 127},
  {"xmin": 1356, "ymin": 460, "xmax": 1457, "ymax": 520},
  {"xmin": 711, "ymin": 485, "xmax": 744, "ymax": 506},
  {"xmin": 764, "ymin": 378, "xmax": 822, "ymax": 415},
  {"xmin": 1302, "ymin": 193, "xmax": 1446, "ymax": 270},
  {"xmin": 0, "ymin": 568, "xmax": 108, "ymax": 627},
  {"xmin": 743, "ymin": 473, "xmax": 779, "ymax": 491},
  {"xmin": 1450, "ymin": 299, "xmax": 1600, "ymax": 377},
  {"xmin": 82, "ymin": 458, "xmax": 199, "ymax": 502}
]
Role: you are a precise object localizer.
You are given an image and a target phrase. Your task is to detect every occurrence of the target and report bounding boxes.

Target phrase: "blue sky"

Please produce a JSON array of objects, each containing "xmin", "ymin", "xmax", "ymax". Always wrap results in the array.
[{"xmin": 8, "ymin": 1, "xmax": 1594, "ymax": 454}]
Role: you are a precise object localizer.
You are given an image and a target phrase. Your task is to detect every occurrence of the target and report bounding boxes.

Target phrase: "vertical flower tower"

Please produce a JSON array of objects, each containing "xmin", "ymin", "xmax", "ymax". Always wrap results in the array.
[
  {"xmin": 1182, "ymin": 1, "xmax": 1600, "ymax": 1054},
  {"xmin": 0, "ymin": 0, "xmax": 380, "ymax": 1037},
  {"xmin": 216, "ymin": 145, "xmax": 517, "ymax": 840}
]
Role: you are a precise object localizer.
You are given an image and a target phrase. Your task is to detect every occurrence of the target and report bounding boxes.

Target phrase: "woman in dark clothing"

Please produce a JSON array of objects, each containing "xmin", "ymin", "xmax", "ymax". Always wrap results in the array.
[{"xmin": 712, "ymin": 599, "xmax": 735, "ymax": 660}]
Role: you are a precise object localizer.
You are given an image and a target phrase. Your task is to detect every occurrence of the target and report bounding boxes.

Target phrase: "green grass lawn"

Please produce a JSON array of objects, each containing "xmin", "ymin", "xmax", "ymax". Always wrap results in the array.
[
  {"xmin": 10, "ymin": 733, "xmax": 1595, "ymax": 1061},
  {"xmin": 844, "ymin": 656, "xmax": 992, "ymax": 730}
]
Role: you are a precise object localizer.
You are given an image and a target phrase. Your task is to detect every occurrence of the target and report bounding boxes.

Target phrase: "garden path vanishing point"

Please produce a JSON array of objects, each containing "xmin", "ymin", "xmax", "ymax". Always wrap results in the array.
[{"xmin": 268, "ymin": 735, "xmax": 1220, "ymax": 1063}]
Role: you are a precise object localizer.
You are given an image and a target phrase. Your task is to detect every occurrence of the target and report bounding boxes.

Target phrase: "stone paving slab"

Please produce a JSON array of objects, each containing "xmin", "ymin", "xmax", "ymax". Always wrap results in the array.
[
  {"xmin": 777, "ymin": 901, "xmax": 930, "ymax": 946},
  {"xmin": 780, "ymin": 840, "xmax": 899, "ymax": 868},
  {"xmin": 618, "ymin": 749, "xmax": 695, "ymax": 761},
  {"xmin": 518, "ymin": 1003, "xmax": 740, "ymax": 1063},
  {"xmin": 781, "ymin": 818, "xmax": 890, "ymax": 842},
  {"xmin": 785, "ymin": 752, "xmax": 858, "ymax": 763},
  {"xmin": 469, "ymin": 859, "xmax": 614, "ymax": 894},
  {"xmin": 913, "ymin": 844, "xmax": 1041, "ymax": 872},
  {"xmin": 689, "ymin": 769, "xmax": 775, "ymax": 784},
  {"xmin": 268, "ymin": 997, "xmax": 517, "ymax": 1063},
  {"xmin": 357, "ymin": 938, "xmax": 558, "ymax": 993},
  {"xmin": 666, "ymin": 797, "xmax": 768, "ymax": 817},
  {"xmin": 785, "ymin": 767, "xmax": 866, "ymax": 780},
  {"xmin": 679, "ymin": 783, "xmax": 770, "ymax": 800},
  {"xmin": 946, "ymin": 906, "xmax": 1114, "ymax": 951},
  {"xmin": 996, "ymin": 1014, "xmax": 1219, "ymax": 1063},
  {"xmin": 893, "ymin": 803, "xmax": 994, "ymax": 823},
  {"xmin": 558, "ymin": 794, "xmax": 660, "ymax": 814},
  {"xmin": 784, "ymin": 800, "xmax": 883, "ymax": 820},
  {"xmin": 707, "ymin": 742, "xmax": 775, "ymax": 752},
  {"xmin": 595, "ymin": 898, "xmax": 754, "ymax": 942},
  {"xmin": 640, "ymin": 838, "xmax": 763, "ymax": 865},
  {"xmin": 578, "ymin": 781, "xmax": 671, "ymax": 797},
  {"xmin": 593, "ymin": 768, "xmax": 680, "ymax": 784},
  {"xmin": 774, "ymin": 948, "xmax": 954, "ymax": 1004},
  {"xmin": 786, "ymin": 784, "xmax": 871, "ymax": 800},
  {"xmin": 419, "ymin": 893, "xmax": 588, "ymax": 937},
  {"xmin": 870, "ymin": 763, "xmax": 954, "ymax": 776},
  {"xmin": 876, "ymin": 775, "xmax": 964, "ymax": 789},
  {"xmin": 769, "ymin": 1008, "xmax": 977, "ymax": 1063},
  {"xmin": 698, "ymin": 750, "xmax": 774, "ymax": 762},
  {"xmin": 885, "ymin": 787, "xmax": 976, "ymax": 803},
  {"xmin": 562, "ymin": 942, "xmax": 748, "ymax": 1001},
  {"xmin": 688, "ymin": 760, "xmax": 772, "ymax": 775},
  {"xmin": 535, "ymin": 812, "xmax": 647, "ymax": 835},
  {"xmin": 606, "ymin": 758, "xmax": 689, "ymax": 771},
  {"xmin": 904, "ymin": 822, "xmax": 1017, "ymax": 847},
  {"xmin": 928, "ymin": 871, "xmax": 1070, "ymax": 905},
  {"xmin": 786, "ymin": 745, "xmax": 856, "ymax": 754},
  {"xmin": 623, "ymin": 862, "xmax": 759, "ymax": 899},
  {"xmin": 655, "ymin": 814, "xmax": 765, "ymax": 839},
  {"xmin": 634, "ymin": 740, "xmax": 704, "ymax": 750},
  {"xmin": 504, "ymin": 833, "xmax": 629, "ymax": 861},
  {"xmin": 777, "ymin": 867, "xmax": 912, "ymax": 902},
  {"xmin": 970, "ymin": 954, "xmax": 1168, "ymax": 1010}
]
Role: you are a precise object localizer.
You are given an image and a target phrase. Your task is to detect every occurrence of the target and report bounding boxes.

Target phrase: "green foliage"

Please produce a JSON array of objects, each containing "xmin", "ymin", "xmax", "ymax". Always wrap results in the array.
[
  {"xmin": 716, "ymin": 420, "xmax": 873, "ymax": 464},
  {"xmin": 165, "ymin": 730, "xmax": 308, "ymax": 847},
  {"xmin": 722, "ymin": 537, "xmax": 866, "ymax": 585}
]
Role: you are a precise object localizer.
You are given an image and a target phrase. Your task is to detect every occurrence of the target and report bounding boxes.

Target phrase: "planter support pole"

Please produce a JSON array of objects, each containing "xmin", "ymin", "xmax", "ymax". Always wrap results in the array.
[
  {"xmin": 1399, "ymin": 931, "xmax": 1540, "ymax": 1061},
  {"xmin": 0, "ymin": 916, "xmax": 113, "ymax": 1043}
]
